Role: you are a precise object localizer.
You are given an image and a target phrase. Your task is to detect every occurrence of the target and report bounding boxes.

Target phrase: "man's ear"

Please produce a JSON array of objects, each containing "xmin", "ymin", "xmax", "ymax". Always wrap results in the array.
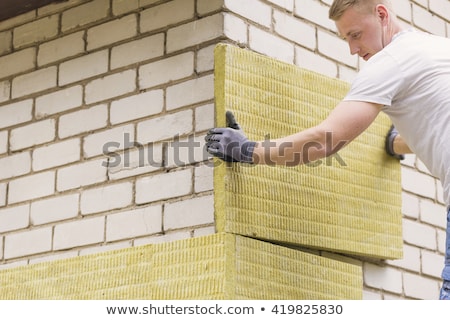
[{"xmin": 375, "ymin": 4, "xmax": 389, "ymax": 26}]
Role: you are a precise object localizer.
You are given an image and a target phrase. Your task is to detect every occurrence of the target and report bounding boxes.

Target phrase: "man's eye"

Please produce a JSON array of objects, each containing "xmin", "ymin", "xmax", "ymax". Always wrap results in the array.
[{"xmin": 351, "ymin": 32, "xmax": 361, "ymax": 39}]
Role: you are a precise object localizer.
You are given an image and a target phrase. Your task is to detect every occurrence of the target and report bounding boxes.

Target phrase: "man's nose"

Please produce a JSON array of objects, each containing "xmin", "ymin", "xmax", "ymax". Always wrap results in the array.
[{"xmin": 349, "ymin": 43, "xmax": 359, "ymax": 55}]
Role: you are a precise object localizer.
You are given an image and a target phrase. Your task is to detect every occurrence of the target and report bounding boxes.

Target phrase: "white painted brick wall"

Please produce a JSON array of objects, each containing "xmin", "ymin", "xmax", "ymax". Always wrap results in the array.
[
  {"xmin": 37, "ymin": 31, "xmax": 85, "ymax": 66},
  {"xmin": 10, "ymin": 119, "xmax": 56, "ymax": 151},
  {"xmin": 106, "ymin": 205, "xmax": 162, "ymax": 241},
  {"xmin": 80, "ymin": 182, "xmax": 133, "ymax": 215},
  {"xmin": 35, "ymin": 86, "xmax": 83, "ymax": 118},
  {"xmin": 13, "ymin": 15, "xmax": 59, "ymax": 48},
  {"xmin": 30, "ymin": 193, "xmax": 79, "ymax": 225},
  {"xmin": 136, "ymin": 169, "xmax": 192, "ymax": 204},
  {"xmin": 4, "ymin": 227, "xmax": 52, "ymax": 259},
  {"xmin": 53, "ymin": 216, "xmax": 105, "ymax": 250},
  {"xmin": 0, "ymin": 204, "xmax": 29, "ymax": 233},
  {"xmin": 8, "ymin": 171, "xmax": 55, "ymax": 204},
  {"xmin": 0, "ymin": 0, "xmax": 446, "ymax": 300}
]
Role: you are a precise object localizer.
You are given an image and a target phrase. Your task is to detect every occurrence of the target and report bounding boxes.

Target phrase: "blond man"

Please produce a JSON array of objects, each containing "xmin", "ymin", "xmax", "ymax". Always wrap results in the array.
[{"xmin": 206, "ymin": 0, "xmax": 450, "ymax": 299}]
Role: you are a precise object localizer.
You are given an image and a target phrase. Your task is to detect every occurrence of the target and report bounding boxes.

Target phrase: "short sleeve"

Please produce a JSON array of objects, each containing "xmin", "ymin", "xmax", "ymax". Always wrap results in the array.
[{"xmin": 343, "ymin": 52, "xmax": 404, "ymax": 107}]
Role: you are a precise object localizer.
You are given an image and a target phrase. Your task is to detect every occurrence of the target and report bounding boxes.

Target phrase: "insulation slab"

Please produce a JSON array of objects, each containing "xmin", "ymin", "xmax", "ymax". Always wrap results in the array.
[
  {"xmin": 0, "ymin": 233, "xmax": 362, "ymax": 299},
  {"xmin": 214, "ymin": 44, "xmax": 403, "ymax": 260}
]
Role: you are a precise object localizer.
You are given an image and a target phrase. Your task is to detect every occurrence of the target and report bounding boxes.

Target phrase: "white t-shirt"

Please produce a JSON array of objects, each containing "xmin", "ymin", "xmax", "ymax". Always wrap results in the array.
[{"xmin": 344, "ymin": 29, "xmax": 450, "ymax": 206}]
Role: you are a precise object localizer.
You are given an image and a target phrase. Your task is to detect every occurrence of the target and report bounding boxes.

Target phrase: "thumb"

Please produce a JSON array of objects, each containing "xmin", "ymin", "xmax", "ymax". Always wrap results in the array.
[{"xmin": 226, "ymin": 111, "xmax": 241, "ymax": 130}]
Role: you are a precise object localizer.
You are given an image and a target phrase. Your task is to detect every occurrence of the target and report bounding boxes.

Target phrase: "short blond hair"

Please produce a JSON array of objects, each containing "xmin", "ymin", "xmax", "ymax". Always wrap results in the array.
[{"xmin": 329, "ymin": 0, "xmax": 392, "ymax": 21}]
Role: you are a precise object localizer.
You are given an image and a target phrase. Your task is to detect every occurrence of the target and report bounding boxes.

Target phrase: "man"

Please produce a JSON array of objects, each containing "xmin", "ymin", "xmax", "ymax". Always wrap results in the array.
[{"xmin": 205, "ymin": 0, "xmax": 450, "ymax": 299}]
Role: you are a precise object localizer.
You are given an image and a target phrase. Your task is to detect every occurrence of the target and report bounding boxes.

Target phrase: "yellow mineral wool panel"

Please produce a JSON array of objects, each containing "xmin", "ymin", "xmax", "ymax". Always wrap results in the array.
[
  {"xmin": 213, "ymin": 43, "xmax": 402, "ymax": 260},
  {"xmin": 0, "ymin": 233, "xmax": 362, "ymax": 299},
  {"xmin": 151, "ymin": 233, "xmax": 362, "ymax": 300}
]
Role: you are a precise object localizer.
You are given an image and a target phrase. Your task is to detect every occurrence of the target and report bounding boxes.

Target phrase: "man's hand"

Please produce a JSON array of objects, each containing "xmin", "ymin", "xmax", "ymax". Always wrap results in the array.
[
  {"xmin": 205, "ymin": 111, "xmax": 256, "ymax": 163},
  {"xmin": 385, "ymin": 125, "xmax": 405, "ymax": 160}
]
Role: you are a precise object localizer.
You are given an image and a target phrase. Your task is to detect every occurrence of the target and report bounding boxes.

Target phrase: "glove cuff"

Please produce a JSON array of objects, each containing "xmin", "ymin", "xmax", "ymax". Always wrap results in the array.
[
  {"xmin": 241, "ymin": 141, "xmax": 256, "ymax": 163},
  {"xmin": 385, "ymin": 125, "xmax": 405, "ymax": 160}
]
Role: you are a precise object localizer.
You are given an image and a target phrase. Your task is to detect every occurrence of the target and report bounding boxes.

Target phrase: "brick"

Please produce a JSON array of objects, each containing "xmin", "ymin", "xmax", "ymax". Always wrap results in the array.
[
  {"xmin": 318, "ymin": 30, "xmax": 358, "ymax": 68},
  {"xmin": 112, "ymin": 0, "xmax": 139, "ymax": 16},
  {"xmin": 164, "ymin": 195, "xmax": 214, "ymax": 230},
  {"xmin": 10, "ymin": 119, "xmax": 56, "ymax": 151},
  {"xmin": 197, "ymin": 45, "xmax": 215, "ymax": 73},
  {"xmin": 8, "ymin": 171, "xmax": 55, "ymax": 204},
  {"xmin": 0, "ymin": 99, "xmax": 32, "ymax": 129},
  {"xmin": 224, "ymin": 0, "xmax": 272, "ymax": 27},
  {"xmin": 107, "ymin": 143, "xmax": 164, "ymax": 180},
  {"xmin": 386, "ymin": 244, "xmax": 421, "ymax": 273},
  {"xmin": 249, "ymin": 26, "xmax": 295, "ymax": 64},
  {"xmin": 37, "ymin": 0, "xmax": 88, "ymax": 16},
  {"xmin": 61, "ymin": 0, "xmax": 110, "ymax": 32},
  {"xmin": 0, "ymin": 11, "xmax": 35, "ymax": 33},
  {"xmin": 197, "ymin": 0, "xmax": 223, "ymax": 15},
  {"xmin": 437, "ymin": 229, "xmax": 447, "ymax": 255},
  {"xmin": 0, "ymin": 48, "xmax": 35, "ymax": 79},
  {"xmin": 38, "ymin": 31, "xmax": 85, "ymax": 66},
  {"xmin": 401, "ymin": 167, "xmax": 437, "ymax": 200},
  {"xmin": 110, "ymin": 90, "xmax": 164, "ymax": 125},
  {"xmin": 111, "ymin": 33, "xmax": 164, "ymax": 69},
  {"xmin": 136, "ymin": 169, "xmax": 192, "ymax": 204},
  {"xmin": 294, "ymin": 0, "xmax": 336, "ymax": 31},
  {"xmin": 0, "ymin": 130, "xmax": 7, "ymax": 154},
  {"xmin": 422, "ymin": 250, "xmax": 445, "ymax": 278},
  {"xmin": 0, "ymin": 80, "xmax": 10, "ymax": 103},
  {"xmin": 0, "ymin": 31, "xmax": 12, "ymax": 55},
  {"xmin": 35, "ymin": 85, "xmax": 83, "ymax": 118},
  {"xmin": 83, "ymin": 124, "xmax": 134, "ymax": 158},
  {"xmin": 4, "ymin": 227, "xmax": 52, "ymax": 259},
  {"xmin": 58, "ymin": 104, "xmax": 108, "ymax": 139},
  {"xmin": 166, "ymin": 134, "xmax": 209, "ymax": 168},
  {"xmin": 59, "ymin": 50, "xmax": 109, "ymax": 86},
  {"xmin": 223, "ymin": 13, "xmax": 248, "ymax": 45},
  {"xmin": 85, "ymin": 69, "xmax": 136, "ymax": 104},
  {"xmin": 166, "ymin": 74, "xmax": 214, "ymax": 110},
  {"xmin": 0, "ymin": 204, "xmax": 29, "ymax": 233},
  {"xmin": 403, "ymin": 272, "xmax": 440, "ymax": 300},
  {"xmin": 420, "ymin": 199, "xmax": 447, "ymax": 229},
  {"xmin": 167, "ymin": 14, "xmax": 224, "ymax": 53},
  {"xmin": 0, "ymin": 182, "xmax": 6, "ymax": 206},
  {"xmin": 273, "ymin": 10, "xmax": 316, "ymax": 50},
  {"xmin": 32, "ymin": 138, "xmax": 81, "ymax": 171},
  {"xmin": 13, "ymin": 15, "xmax": 58, "ymax": 48},
  {"xmin": 87, "ymin": 14, "xmax": 137, "ymax": 50},
  {"xmin": 30, "ymin": 193, "xmax": 79, "ymax": 225},
  {"xmin": 412, "ymin": 4, "xmax": 446, "ymax": 36},
  {"xmin": 11, "ymin": 66, "xmax": 57, "ymax": 99},
  {"xmin": 392, "ymin": 0, "xmax": 412, "ymax": 22},
  {"xmin": 195, "ymin": 103, "xmax": 214, "ymax": 132},
  {"xmin": 0, "ymin": 152, "xmax": 31, "ymax": 180},
  {"xmin": 57, "ymin": 158, "xmax": 108, "ymax": 192},
  {"xmin": 402, "ymin": 192, "xmax": 420, "ymax": 219},
  {"xmin": 137, "ymin": 109, "xmax": 193, "ymax": 144},
  {"xmin": 81, "ymin": 182, "xmax": 133, "ymax": 215},
  {"xmin": 403, "ymin": 219, "xmax": 437, "ymax": 250},
  {"xmin": 194, "ymin": 164, "xmax": 213, "ymax": 193},
  {"xmin": 266, "ymin": 0, "xmax": 294, "ymax": 11},
  {"xmin": 106, "ymin": 205, "xmax": 162, "ymax": 241},
  {"xmin": 139, "ymin": 52, "xmax": 194, "ymax": 89},
  {"xmin": 140, "ymin": 0, "xmax": 195, "ymax": 33},
  {"xmin": 54, "ymin": 216, "xmax": 105, "ymax": 250},
  {"xmin": 363, "ymin": 263, "xmax": 403, "ymax": 294}
]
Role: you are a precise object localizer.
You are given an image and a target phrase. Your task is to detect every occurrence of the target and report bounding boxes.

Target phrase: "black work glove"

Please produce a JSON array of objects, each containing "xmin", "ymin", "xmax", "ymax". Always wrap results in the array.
[
  {"xmin": 385, "ymin": 125, "xmax": 405, "ymax": 160},
  {"xmin": 205, "ymin": 111, "xmax": 256, "ymax": 163}
]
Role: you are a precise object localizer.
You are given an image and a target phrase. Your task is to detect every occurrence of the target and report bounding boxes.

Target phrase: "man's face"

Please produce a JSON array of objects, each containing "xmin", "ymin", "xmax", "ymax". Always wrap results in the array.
[{"xmin": 335, "ymin": 6, "xmax": 385, "ymax": 61}]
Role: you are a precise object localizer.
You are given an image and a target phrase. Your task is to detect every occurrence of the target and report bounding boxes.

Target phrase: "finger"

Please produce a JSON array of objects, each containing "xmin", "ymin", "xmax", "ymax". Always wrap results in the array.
[
  {"xmin": 226, "ymin": 111, "xmax": 241, "ymax": 130},
  {"xmin": 208, "ymin": 127, "xmax": 226, "ymax": 135}
]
